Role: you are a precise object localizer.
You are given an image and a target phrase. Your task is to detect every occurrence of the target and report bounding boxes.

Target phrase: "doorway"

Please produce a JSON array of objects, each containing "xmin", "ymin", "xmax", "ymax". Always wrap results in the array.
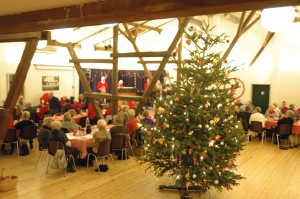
[{"xmin": 252, "ymin": 84, "xmax": 270, "ymax": 114}]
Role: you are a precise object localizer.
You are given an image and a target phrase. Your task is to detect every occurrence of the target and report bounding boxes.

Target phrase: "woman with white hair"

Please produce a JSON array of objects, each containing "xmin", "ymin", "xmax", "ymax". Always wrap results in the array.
[
  {"xmin": 273, "ymin": 110, "xmax": 294, "ymax": 144},
  {"xmin": 265, "ymin": 104, "xmax": 280, "ymax": 120},
  {"xmin": 125, "ymin": 109, "xmax": 139, "ymax": 137},
  {"xmin": 87, "ymin": 119, "xmax": 111, "ymax": 167},
  {"xmin": 96, "ymin": 76, "xmax": 108, "ymax": 92},
  {"xmin": 38, "ymin": 117, "xmax": 53, "ymax": 149},
  {"xmin": 14, "ymin": 111, "xmax": 37, "ymax": 150},
  {"xmin": 61, "ymin": 112, "xmax": 80, "ymax": 132},
  {"xmin": 49, "ymin": 121, "xmax": 79, "ymax": 172}
]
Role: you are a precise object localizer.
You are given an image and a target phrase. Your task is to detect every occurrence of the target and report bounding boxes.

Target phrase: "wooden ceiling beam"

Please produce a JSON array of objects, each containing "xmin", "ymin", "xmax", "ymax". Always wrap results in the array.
[
  {"xmin": 0, "ymin": 0, "xmax": 299, "ymax": 35},
  {"xmin": 127, "ymin": 22, "xmax": 162, "ymax": 33},
  {"xmin": 0, "ymin": 31, "xmax": 50, "ymax": 42}
]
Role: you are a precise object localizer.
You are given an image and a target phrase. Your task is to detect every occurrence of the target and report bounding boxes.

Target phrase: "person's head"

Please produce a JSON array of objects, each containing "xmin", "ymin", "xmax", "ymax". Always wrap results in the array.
[
  {"xmin": 52, "ymin": 121, "xmax": 62, "ymax": 130},
  {"xmin": 282, "ymin": 101, "xmax": 286, "ymax": 107},
  {"xmin": 43, "ymin": 117, "xmax": 53, "ymax": 128},
  {"xmin": 61, "ymin": 96, "xmax": 67, "ymax": 100},
  {"xmin": 285, "ymin": 110, "xmax": 294, "ymax": 118},
  {"xmin": 79, "ymin": 94, "xmax": 84, "ymax": 100},
  {"xmin": 68, "ymin": 109, "xmax": 76, "ymax": 117},
  {"xmin": 146, "ymin": 78, "xmax": 150, "ymax": 83},
  {"xmin": 48, "ymin": 92, "xmax": 54, "ymax": 99},
  {"xmin": 121, "ymin": 105, "xmax": 129, "ymax": 113},
  {"xmin": 113, "ymin": 114, "xmax": 124, "ymax": 125},
  {"xmin": 245, "ymin": 106, "xmax": 251, "ymax": 112},
  {"xmin": 22, "ymin": 111, "xmax": 30, "ymax": 120},
  {"xmin": 268, "ymin": 105, "xmax": 275, "ymax": 111},
  {"xmin": 254, "ymin": 107, "xmax": 261, "ymax": 113},
  {"xmin": 74, "ymin": 99, "xmax": 79, "ymax": 103},
  {"xmin": 97, "ymin": 119, "xmax": 107, "ymax": 129},
  {"xmin": 128, "ymin": 109, "xmax": 135, "ymax": 118},
  {"xmin": 119, "ymin": 80, "xmax": 123, "ymax": 84},
  {"xmin": 142, "ymin": 110, "xmax": 150, "ymax": 118},
  {"xmin": 101, "ymin": 76, "xmax": 106, "ymax": 83},
  {"xmin": 289, "ymin": 104, "xmax": 295, "ymax": 110},
  {"xmin": 18, "ymin": 95, "xmax": 24, "ymax": 102},
  {"xmin": 63, "ymin": 112, "xmax": 72, "ymax": 121},
  {"xmin": 273, "ymin": 102, "xmax": 278, "ymax": 108}
]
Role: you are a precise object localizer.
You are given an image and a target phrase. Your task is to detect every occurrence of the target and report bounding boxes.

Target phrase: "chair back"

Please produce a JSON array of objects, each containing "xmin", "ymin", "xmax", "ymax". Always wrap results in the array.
[
  {"xmin": 278, "ymin": 123, "xmax": 293, "ymax": 136},
  {"xmin": 111, "ymin": 134, "xmax": 126, "ymax": 149},
  {"xmin": 250, "ymin": 121, "xmax": 263, "ymax": 132},
  {"xmin": 97, "ymin": 139, "xmax": 111, "ymax": 156},
  {"xmin": 47, "ymin": 141, "xmax": 64, "ymax": 156},
  {"xmin": 37, "ymin": 136, "xmax": 48, "ymax": 150},
  {"xmin": 241, "ymin": 119, "xmax": 250, "ymax": 131},
  {"xmin": 21, "ymin": 125, "xmax": 38, "ymax": 139},
  {"xmin": 131, "ymin": 130, "xmax": 138, "ymax": 145},
  {"xmin": 3, "ymin": 128, "xmax": 17, "ymax": 143},
  {"xmin": 78, "ymin": 116, "xmax": 88, "ymax": 128}
]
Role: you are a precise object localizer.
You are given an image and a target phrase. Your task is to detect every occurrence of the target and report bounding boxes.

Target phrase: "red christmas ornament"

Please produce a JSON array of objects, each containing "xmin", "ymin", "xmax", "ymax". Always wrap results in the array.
[
  {"xmin": 215, "ymin": 135, "xmax": 222, "ymax": 141},
  {"xmin": 226, "ymin": 39, "xmax": 230, "ymax": 43},
  {"xmin": 201, "ymin": 151, "xmax": 205, "ymax": 158},
  {"xmin": 231, "ymin": 85, "xmax": 235, "ymax": 93},
  {"xmin": 197, "ymin": 59, "xmax": 202, "ymax": 65}
]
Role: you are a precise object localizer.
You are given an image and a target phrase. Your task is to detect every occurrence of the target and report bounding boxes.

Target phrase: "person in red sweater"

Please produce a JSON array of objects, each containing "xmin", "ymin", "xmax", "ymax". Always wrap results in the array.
[
  {"xmin": 88, "ymin": 102, "xmax": 100, "ymax": 125},
  {"xmin": 97, "ymin": 76, "xmax": 108, "ymax": 92},
  {"xmin": 37, "ymin": 103, "xmax": 49, "ymax": 120},
  {"xmin": 118, "ymin": 80, "xmax": 124, "ymax": 88},
  {"xmin": 125, "ymin": 109, "xmax": 139, "ymax": 137},
  {"xmin": 72, "ymin": 100, "xmax": 84, "ymax": 110}
]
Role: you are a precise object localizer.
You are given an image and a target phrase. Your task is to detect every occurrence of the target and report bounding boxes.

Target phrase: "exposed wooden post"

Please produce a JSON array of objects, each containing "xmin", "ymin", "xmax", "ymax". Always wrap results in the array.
[
  {"xmin": 222, "ymin": 11, "xmax": 259, "ymax": 61},
  {"xmin": 0, "ymin": 39, "xmax": 38, "ymax": 146},
  {"xmin": 121, "ymin": 23, "xmax": 152, "ymax": 80},
  {"xmin": 177, "ymin": 18, "xmax": 184, "ymax": 84},
  {"xmin": 112, "ymin": 25, "xmax": 119, "ymax": 115},
  {"xmin": 249, "ymin": 32, "xmax": 275, "ymax": 67},
  {"xmin": 143, "ymin": 17, "xmax": 191, "ymax": 99},
  {"xmin": 66, "ymin": 43, "xmax": 104, "ymax": 119}
]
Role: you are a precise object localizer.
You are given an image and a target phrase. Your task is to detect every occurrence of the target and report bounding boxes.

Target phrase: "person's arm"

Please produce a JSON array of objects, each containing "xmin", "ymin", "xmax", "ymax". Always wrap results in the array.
[{"xmin": 65, "ymin": 141, "xmax": 72, "ymax": 147}]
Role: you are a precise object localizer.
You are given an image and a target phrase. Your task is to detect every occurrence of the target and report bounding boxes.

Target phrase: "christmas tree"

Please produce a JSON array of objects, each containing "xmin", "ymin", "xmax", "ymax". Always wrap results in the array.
[{"xmin": 139, "ymin": 20, "xmax": 245, "ymax": 192}]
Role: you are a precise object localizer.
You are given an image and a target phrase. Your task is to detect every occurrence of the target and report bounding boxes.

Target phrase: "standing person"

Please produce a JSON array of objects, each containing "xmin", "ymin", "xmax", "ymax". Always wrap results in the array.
[
  {"xmin": 97, "ymin": 76, "xmax": 109, "ymax": 93},
  {"xmin": 16, "ymin": 95, "xmax": 25, "ymax": 111},
  {"xmin": 87, "ymin": 102, "xmax": 98, "ymax": 125},
  {"xmin": 48, "ymin": 92, "xmax": 62, "ymax": 116},
  {"xmin": 15, "ymin": 111, "xmax": 37, "ymax": 150},
  {"xmin": 49, "ymin": 121, "xmax": 78, "ymax": 172}
]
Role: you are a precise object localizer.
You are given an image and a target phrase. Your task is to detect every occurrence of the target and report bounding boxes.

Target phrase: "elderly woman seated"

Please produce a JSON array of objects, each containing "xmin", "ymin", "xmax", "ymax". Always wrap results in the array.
[
  {"xmin": 49, "ymin": 121, "xmax": 79, "ymax": 172},
  {"xmin": 61, "ymin": 112, "xmax": 80, "ymax": 132},
  {"xmin": 87, "ymin": 119, "xmax": 111, "ymax": 167}
]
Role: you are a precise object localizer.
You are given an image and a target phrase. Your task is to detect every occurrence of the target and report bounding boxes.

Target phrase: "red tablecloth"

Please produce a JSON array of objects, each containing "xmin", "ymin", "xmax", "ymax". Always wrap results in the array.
[
  {"xmin": 67, "ymin": 132, "xmax": 91, "ymax": 159},
  {"xmin": 265, "ymin": 119, "xmax": 300, "ymax": 135},
  {"xmin": 51, "ymin": 112, "xmax": 88, "ymax": 124}
]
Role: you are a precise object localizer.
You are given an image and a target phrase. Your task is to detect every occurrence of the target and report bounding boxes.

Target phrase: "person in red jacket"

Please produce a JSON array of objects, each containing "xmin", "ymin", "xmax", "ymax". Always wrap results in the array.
[
  {"xmin": 88, "ymin": 102, "xmax": 98, "ymax": 125},
  {"xmin": 97, "ymin": 76, "xmax": 108, "ymax": 92},
  {"xmin": 72, "ymin": 100, "xmax": 84, "ymax": 110}
]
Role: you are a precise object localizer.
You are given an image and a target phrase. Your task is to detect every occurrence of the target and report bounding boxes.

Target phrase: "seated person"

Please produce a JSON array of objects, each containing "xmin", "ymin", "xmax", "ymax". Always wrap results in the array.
[
  {"xmin": 62, "ymin": 99, "xmax": 73, "ymax": 113},
  {"xmin": 61, "ymin": 112, "xmax": 80, "ymax": 132},
  {"xmin": 110, "ymin": 114, "xmax": 130, "ymax": 159},
  {"xmin": 38, "ymin": 117, "xmax": 53, "ymax": 149},
  {"xmin": 24, "ymin": 102, "xmax": 39, "ymax": 123},
  {"xmin": 140, "ymin": 110, "xmax": 155, "ymax": 126},
  {"xmin": 265, "ymin": 105, "xmax": 280, "ymax": 120},
  {"xmin": 248, "ymin": 107, "xmax": 266, "ymax": 139},
  {"xmin": 87, "ymin": 119, "xmax": 111, "ymax": 166},
  {"xmin": 125, "ymin": 109, "xmax": 139, "ymax": 138},
  {"xmin": 15, "ymin": 111, "xmax": 37, "ymax": 149},
  {"xmin": 238, "ymin": 106, "xmax": 251, "ymax": 131},
  {"xmin": 280, "ymin": 101, "xmax": 288, "ymax": 115},
  {"xmin": 1, "ymin": 117, "xmax": 16, "ymax": 155},
  {"xmin": 49, "ymin": 121, "xmax": 78, "ymax": 172},
  {"xmin": 72, "ymin": 99, "xmax": 84, "ymax": 111},
  {"xmin": 120, "ymin": 105, "xmax": 129, "ymax": 125},
  {"xmin": 78, "ymin": 94, "xmax": 88, "ymax": 109},
  {"xmin": 273, "ymin": 110, "xmax": 294, "ymax": 143},
  {"xmin": 60, "ymin": 96, "xmax": 68, "ymax": 106}
]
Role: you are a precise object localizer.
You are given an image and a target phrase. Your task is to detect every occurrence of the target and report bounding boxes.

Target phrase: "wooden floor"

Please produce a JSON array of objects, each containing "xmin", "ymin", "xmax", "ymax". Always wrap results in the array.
[{"xmin": 1, "ymin": 138, "xmax": 300, "ymax": 199}]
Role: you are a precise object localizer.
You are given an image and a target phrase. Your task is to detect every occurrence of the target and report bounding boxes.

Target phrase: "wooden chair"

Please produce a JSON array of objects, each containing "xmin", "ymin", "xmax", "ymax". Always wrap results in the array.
[
  {"xmin": 276, "ymin": 123, "xmax": 294, "ymax": 149},
  {"xmin": 86, "ymin": 139, "xmax": 116, "ymax": 172},
  {"xmin": 20, "ymin": 125, "xmax": 38, "ymax": 140},
  {"xmin": 250, "ymin": 121, "xmax": 266, "ymax": 143},
  {"xmin": 46, "ymin": 141, "xmax": 76, "ymax": 177},
  {"xmin": 111, "ymin": 134, "xmax": 134, "ymax": 164},
  {"xmin": 35, "ymin": 136, "xmax": 48, "ymax": 168},
  {"xmin": 3, "ymin": 128, "xmax": 19, "ymax": 157},
  {"xmin": 240, "ymin": 118, "xmax": 250, "ymax": 143}
]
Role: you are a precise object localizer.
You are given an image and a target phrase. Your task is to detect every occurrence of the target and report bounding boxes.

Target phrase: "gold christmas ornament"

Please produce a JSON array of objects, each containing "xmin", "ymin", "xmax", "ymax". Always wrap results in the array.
[
  {"xmin": 192, "ymin": 174, "xmax": 197, "ymax": 179},
  {"xmin": 198, "ymin": 124, "xmax": 202, "ymax": 128}
]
